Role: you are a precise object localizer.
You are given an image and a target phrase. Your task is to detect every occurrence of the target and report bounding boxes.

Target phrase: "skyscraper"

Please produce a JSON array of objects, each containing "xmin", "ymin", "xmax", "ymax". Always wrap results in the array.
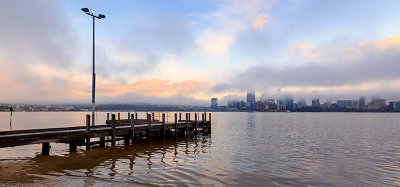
[
  {"xmin": 211, "ymin": 98, "xmax": 218, "ymax": 110},
  {"xmin": 285, "ymin": 97, "xmax": 293, "ymax": 110},
  {"xmin": 359, "ymin": 96, "xmax": 366, "ymax": 108},
  {"xmin": 247, "ymin": 91, "xmax": 255, "ymax": 102}
]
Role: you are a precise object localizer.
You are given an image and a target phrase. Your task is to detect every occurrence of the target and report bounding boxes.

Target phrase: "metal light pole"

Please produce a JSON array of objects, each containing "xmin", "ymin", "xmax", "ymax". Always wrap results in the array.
[{"xmin": 81, "ymin": 8, "xmax": 105, "ymax": 126}]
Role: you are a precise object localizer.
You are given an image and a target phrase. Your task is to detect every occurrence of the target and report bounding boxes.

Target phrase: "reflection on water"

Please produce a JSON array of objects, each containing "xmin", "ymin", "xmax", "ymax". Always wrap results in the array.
[{"xmin": 0, "ymin": 112, "xmax": 400, "ymax": 186}]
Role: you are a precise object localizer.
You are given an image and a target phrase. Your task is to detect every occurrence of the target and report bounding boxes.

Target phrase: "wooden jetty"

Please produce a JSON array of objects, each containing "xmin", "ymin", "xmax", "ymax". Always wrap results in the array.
[{"xmin": 0, "ymin": 112, "xmax": 211, "ymax": 155}]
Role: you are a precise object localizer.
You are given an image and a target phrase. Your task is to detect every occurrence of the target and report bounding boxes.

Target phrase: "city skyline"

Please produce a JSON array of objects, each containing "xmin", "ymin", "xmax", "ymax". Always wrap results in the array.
[{"xmin": 1, "ymin": 1, "xmax": 400, "ymax": 106}]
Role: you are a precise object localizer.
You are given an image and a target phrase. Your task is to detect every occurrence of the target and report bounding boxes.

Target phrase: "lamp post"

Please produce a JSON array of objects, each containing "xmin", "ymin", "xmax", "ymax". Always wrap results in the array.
[{"xmin": 81, "ymin": 8, "xmax": 105, "ymax": 126}]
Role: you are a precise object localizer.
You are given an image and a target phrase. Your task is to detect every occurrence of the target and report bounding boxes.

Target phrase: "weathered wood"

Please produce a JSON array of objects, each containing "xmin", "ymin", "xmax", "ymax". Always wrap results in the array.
[
  {"xmin": 86, "ymin": 114, "xmax": 91, "ymax": 150},
  {"xmin": 135, "ymin": 112, "xmax": 137, "ymax": 120},
  {"xmin": 209, "ymin": 113, "xmax": 212, "ymax": 127},
  {"xmin": 128, "ymin": 112, "xmax": 130, "ymax": 120},
  {"xmin": 204, "ymin": 112, "xmax": 207, "ymax": 121},
  {"xmin": 42, "ymin": 142, "xmax": 50, "ymax": 155},
  {"xmin": 99, "ymin": 137, "xmax": 105, "ymax": 147},
  {"xmin": 112, "ymin": 114, "xmax": 116, "ymax": 146},
  {"xmin": 195, "ymin": 113, "xmax": 198, "ymax": 134},
  {"xmin": 69, "ymin": 141, "xmax": 77, "ymax": 152},
  {"xmin": 107, "ymin": 113, "xmax": 109, "ymax": 120},
  {"xmin": 186, "ymin": 113, "xmax": 189, "ymax": 135},
  {"xmin": 179, "ymin": 113, "xmax": 181, "ymax": 121},
  {"xmin": 175, "ymin": 113, "xmax": 178, "ymax": 138},
  {"xmin": 147, "ymin": 113, "xmax": 151, "ymax": 138},
  {"xmin": 189, "ymin": 113, "xmax": 191, "ymax": 121},
  {"xmin": 162, "ymin": 113, "xmax": 166, "ymax": 138},
  {"xmin": 118, "ymin": 113, "xmax": 120, "ymax": 120},
  {"xmin": 130, "ymin": 114, "xmax": 135, "ymax": 142}
]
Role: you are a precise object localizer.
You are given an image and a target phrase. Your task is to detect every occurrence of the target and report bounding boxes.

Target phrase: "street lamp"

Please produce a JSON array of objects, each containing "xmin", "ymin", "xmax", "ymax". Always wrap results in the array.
[{"xmin": 81, "ymin": 8, "xmax": 105, "ymax": 126}]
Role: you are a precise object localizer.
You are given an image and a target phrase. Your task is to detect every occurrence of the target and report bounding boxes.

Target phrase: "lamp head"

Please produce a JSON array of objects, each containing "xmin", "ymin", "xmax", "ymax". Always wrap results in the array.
[
  {"xmin": 98, "ymin": 14, "xmax": 106, "ymax": 19},
  {"xmin": 81, "ymin": 8, "xmax": 89, "ymax": 13}
]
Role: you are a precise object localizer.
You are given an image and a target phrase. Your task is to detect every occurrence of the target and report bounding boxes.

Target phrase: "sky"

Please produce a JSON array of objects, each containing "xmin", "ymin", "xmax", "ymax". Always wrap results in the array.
[{"xmin": 1, "ymin": 0, "xmax": 400, "ymax": 106}]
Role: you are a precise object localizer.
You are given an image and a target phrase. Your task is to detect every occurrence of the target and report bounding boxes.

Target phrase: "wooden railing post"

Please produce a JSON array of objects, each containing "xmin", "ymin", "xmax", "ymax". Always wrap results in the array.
[
  {"xmin": 111, "ymin": 114, "xmax": 116, "ymax": 146},
  {"xmin": 195, "ymin": 113, "xmax": 198, "ymax": 134},
  {"xmin": 162, "ymin": 113, "xmax": 166, "ymax": 138},
  {"xmin": 175, "ymin": 113, "xmax": 177, "ymax": 138},
  {"xmin": 147, "ymin": 113, "xmax": 152, "ymax": 138},
  {"xmin": 131, "ymin": 114, "xmax": 135, "ymax": 142},
  {"xmin": 185, "ymin": 113, "xmax": 189, "ymax": 136},
  {"xmin": 86, "ymin": 114, "xmax": 91, "ymax": 150}
]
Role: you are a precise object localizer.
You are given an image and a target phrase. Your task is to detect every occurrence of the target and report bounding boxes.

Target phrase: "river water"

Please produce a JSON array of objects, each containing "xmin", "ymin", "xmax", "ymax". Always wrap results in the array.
[{"xmin": 0, "ymin": 112, "xmax": 399, "ymax": 186}]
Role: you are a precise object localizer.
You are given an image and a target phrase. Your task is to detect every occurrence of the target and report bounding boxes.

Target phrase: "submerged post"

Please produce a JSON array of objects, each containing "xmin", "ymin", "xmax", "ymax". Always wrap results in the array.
[
  {"xmin": 130, "ymin": 113, "xmax": 135, "ymax": 142},
  {"xmin": 86, "ymin": 114, "xmax": 91, "ymax": 150},
  {"xmin": 111, "ymin": 114, "xmax": 116, "ymax": 146}
]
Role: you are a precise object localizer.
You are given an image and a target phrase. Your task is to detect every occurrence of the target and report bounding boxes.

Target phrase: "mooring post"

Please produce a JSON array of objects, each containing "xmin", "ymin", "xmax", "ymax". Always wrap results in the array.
[
  {"xmin": 118, "ymin": 113, "xmax": 120, "ymax": 120},
  {"xmin": 152, "ymin": 113, "xmax": 155, "ymax": 121},
  {"xmin": 42, "ymin": 142, "xmax": 50, "ymax": 156},
  {"xmin": 135, "ymin": 112, "xmax": 137, "ymax": 120},
  {"xmin": 204, "ymin": 112, "xmax": 207, "ymax": 121},
  {"xmin": 179, "ymin": 113, "xmax": 181, "ymax": 121},
  {"xmin": 162, "ymin": 113, "xmax": 166, "ymax": 138},
  {"xmin": 130, "ymin": 114, "xmax": 135, "ymax": 142},
  {"xmin": 86, "ymin": 114, "xmax": 91, "ymax": 150},
  {"xmin": 147, "ymin": 113, "xmax": 152, "ymax": 138},
  {"xmin": 175, "ymin": 113, "xmax": 178, "ymax": 138},
  {"xmin": 128, "ymin": 112, "xmax": 131, "ymax": 120},
  {"xmin": 111, "ymin": 114, "xmax": 116, "ymax": 146},
  {"xmin": 107, "ymin": 113, "xmax": 110, "ymax": 121},
  {"xmin": 189, "ymin": 113, "xmax": 191, "ymax": 121},
  {"xmin": 185, "ymin": 113, "xmax": 189, "ymax": 136},
  {"xmin": 202, "ymin": 113, "xmax": 205, "ymax": 133},
  {"xmin": 195, "ymin": 113, "xmax": 198, "ymax": 134},
  {"xmin": 100, "ymin": 137, "xmax": 105, "ymax": 147},
  {"xmin": 209, "ymin": 113, "xmax": 212, "ymax": 125}
]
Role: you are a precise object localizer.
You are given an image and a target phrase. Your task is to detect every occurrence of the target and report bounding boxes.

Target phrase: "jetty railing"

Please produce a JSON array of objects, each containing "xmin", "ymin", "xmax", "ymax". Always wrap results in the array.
[{"xmin": 0, "ymin": 112, "xmax": 211, "ymax": 156}]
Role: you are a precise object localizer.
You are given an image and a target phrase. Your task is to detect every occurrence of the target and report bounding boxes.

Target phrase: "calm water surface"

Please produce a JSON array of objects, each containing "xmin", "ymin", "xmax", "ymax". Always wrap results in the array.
[{"xmin": 0, "ymin": 112, "xmax": 399, "ymax": 186}]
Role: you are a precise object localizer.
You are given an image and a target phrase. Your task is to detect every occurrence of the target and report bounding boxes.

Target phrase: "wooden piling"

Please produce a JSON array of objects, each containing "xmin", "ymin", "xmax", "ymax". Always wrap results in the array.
[
  {"xmin": 189, "ymin": 113, "xmax": 191, "ymax": 121},
  {"xmin": 42, "ymin": 142, "xmax": 50, "ymax": 156},
  {"xmin": 107, "ymin": 113, "xmax": 110, "ymax": 120},
  {"xmin": 195, "ymin": 113, "xmax": 198, "ymax": 134},
  {"xmin": 100, "ymin": 137, "xmax": 105, "ymax": 147},
  {"xmin": 162, "ymin": 113, "xmax": 166, "ymax": 138},
  {"xmin": 179, "ymin": 113, "xmax": 181, "ymax": 121},
  {"xmin": 86, "ymin": 114, "xmax": 91, "ymax": 150},
  {"xmin": 135, "ymin": 112, "xmax": 137, "ymax": 120},
  {"xmin": 175, "ymin": 113, "xmax": 178, "ymax": 138},
  {"xmin": 128, "ymin": 112, "xmax": 130, "ymax": 120},
  {"xmin": 111, "ymin": 114, "xmax": 116, "ymax": 146},
  {"xmin": 130, "ymin": 114, "xmax": 135, "ymax": 142},
  {"xmin": 69, "ymin": 141, "xmax": 77, "ymax": 152},
  {"xmin": 118, "ymin": 113, "xmax": 120, "ymax": 120},
  {"xmin": 186, "ymin": 113, "xmax": 189, "ymax": 136},
  {"xmin": 204, "ymin": 112, "xmax": 207, "ymax": 121},
  {"xmin": 147, "ymin": 113, "xmax": 151, "ymax": 138}
]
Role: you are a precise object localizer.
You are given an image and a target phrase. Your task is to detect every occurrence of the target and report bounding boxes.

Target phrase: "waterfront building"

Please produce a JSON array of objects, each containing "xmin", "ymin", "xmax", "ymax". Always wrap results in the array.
[
  {"xmin": 359, "ymin": 96, "xmax": 366, "ymax": 108},
  {"xmin": 389, "ymin": 102, "xmax": 396, "ymax": 111},
  {"xmin": 297, "ymin": 99, "xmax": 307, "ymax": 108},
  {"xmin": 395, "ymin": 102, "xmax": 400, "ymax": 112},
  {"xmin": 247, "ymin": 91, "xmax": 255, "ymax": 103},
  {"xmin": 211, "ymin": 98, "xmax": 218, "ymax": 110},
  {"xmin": 337, "ymin": 100, "xmax": 346, "ymax": 108},
  {"xmin": 228, "ymin": 100, "xmax": 240, "ymax": 109},
  {"xmin": 311, "ymin": 98, "xmax": 320, "ymax": 108},
  {"xmin": 285, "ymin": 97, "xmax": 294, "ymax": 110}
]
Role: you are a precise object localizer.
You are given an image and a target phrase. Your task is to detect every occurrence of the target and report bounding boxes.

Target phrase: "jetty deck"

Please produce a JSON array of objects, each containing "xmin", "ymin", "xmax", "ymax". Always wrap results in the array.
[{"xmin": 0, "ymin": 112, "xmax": 211, "ymax": 155}]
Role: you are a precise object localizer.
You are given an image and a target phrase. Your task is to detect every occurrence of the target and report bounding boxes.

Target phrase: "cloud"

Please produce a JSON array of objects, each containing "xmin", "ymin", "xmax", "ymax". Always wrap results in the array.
[
  {"xmin": 211, "ymin": 35, "xmax": 400, "ymax": 98},
  {"xmin": 252, "ymin": 14, "xmax": 269, "ymax": 30}
]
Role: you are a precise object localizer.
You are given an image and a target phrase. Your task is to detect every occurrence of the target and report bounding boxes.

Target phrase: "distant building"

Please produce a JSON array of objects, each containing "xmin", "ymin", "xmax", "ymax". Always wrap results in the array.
[
  {"xmin": 389, "ymin": 102, "xmax": 396, "ymax": 111},
  {"xmin": 395, "ymin": 102, "xmax": 400, "ymax": 112},
  {"xmin": 297, "ymin": 99, "xmax": 307, "ymax": 108},
  {"xmin": 337, "ymin": 100, "xmax": 346, "ymax": 108},
  {"xmin": 228, "ymin": 100, "xmax": 239, "ymax": 109},
  {"xmin": 211, "ymin": 98, "xmax": 218, "ymax": 110},
  {"xmin": 370, "ymin": 97, "xmax": 386, "ymax": 109},
  {"xmin": 285, "ymin": 97, "xmax": 294, "ymax": 110},
  {"xmin": 311, "ymin": 98, "xmax": 320, "ymax": 108},
  {"xmin": 247, "ymin": 91, "xmax": 255, "ymax": 103},
  {"xmin": 359, "ymin": 96, "xmax": 366, "ymax": 108}
]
